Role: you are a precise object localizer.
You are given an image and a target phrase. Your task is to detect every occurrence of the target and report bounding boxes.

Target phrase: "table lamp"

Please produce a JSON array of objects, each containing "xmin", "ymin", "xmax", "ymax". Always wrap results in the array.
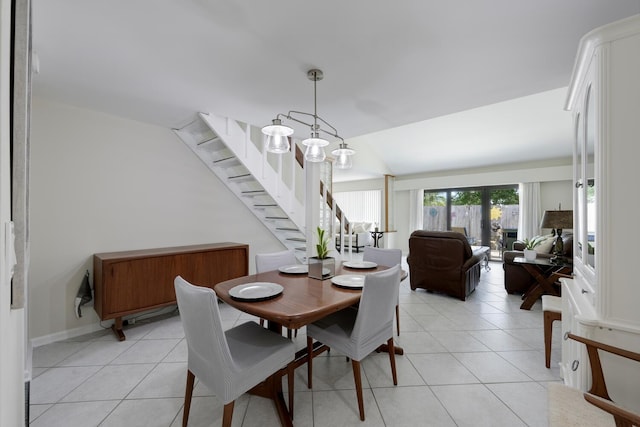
[{"xmin": 540, "ymin": 209, "xmax": 573, "ymax": 261}]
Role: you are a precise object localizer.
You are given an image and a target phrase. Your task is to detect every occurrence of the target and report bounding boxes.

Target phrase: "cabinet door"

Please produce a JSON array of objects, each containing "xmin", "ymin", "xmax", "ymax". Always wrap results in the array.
[
  {"xmin": 574, "ymin": 110, "xmax": 583, "ymax": 264},
  {"xmin": 584, "ymin": 84, "xmax": 596, "ymax": 271}
]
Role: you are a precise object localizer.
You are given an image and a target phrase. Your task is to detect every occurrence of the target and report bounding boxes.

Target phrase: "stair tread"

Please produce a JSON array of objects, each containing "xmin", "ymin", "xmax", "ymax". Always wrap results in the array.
[
  {"xmin": 213, "ymin": 156, "xmax": 235, "ymax": 163},
  {"xmin": 196, "ymin": 136, "xmax": 220, "ymax": 145},
  {"xmin": 253, "ymin": 204, "xmax": 278, "ymax": 207},
  {"xmin": 228, "ymin": 173, "xmax": 251, "ymax": 179},
  {"xmin": 286, "ymin": 238, "xmax": 306, "ymax": 242},
  {"xmin": 265, "ymin": 216, "xmax": 289, "ymax": 219},
  {"xmin": 276, "ymin": 227, "xmax": 300, "ymax": 231}
]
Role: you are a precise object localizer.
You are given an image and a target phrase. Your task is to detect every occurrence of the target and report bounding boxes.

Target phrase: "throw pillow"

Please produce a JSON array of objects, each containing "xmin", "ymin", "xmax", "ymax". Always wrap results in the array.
[
  {"xmin": 352, "ymin": 223, "xmax": 366, "ymax": 234},
  {"xmin": 534, "ymin": 234, "xmax": 555, "ymax": 254}
]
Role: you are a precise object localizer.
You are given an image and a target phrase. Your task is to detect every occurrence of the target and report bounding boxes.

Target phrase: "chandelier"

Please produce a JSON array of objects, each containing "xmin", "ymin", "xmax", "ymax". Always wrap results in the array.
[{"xmin": 261, "ymin": 69, "xmax": 355, "ymax": 168}]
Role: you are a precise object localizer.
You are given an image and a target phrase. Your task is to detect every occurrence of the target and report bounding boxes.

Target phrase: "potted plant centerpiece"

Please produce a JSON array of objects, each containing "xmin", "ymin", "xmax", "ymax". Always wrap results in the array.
[
  {"xmin": 522, "ymin": 236, "xmax": 544, "ymax": 261},
  {"xmin": 308, "ymin": 226, "xmax": 335, "ymax": 280}
]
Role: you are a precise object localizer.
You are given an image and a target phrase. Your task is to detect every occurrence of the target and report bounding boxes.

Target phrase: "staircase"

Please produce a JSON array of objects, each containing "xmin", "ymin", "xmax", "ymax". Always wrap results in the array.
[{"xmin": 174, "ymin": 112, "xmax": 347, "ymax": 260}]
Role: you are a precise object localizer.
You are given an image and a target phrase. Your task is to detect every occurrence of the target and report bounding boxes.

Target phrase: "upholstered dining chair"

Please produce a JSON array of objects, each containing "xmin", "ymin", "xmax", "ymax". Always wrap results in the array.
[
  {"xmin": 255, "ymin": 249, "xmax": 299, "ymax": 338},
  {"xmin": 363, "ymin": 246, "xmax": 403, "ymax": 335},
  {"xmin": 306, "ymin": 265, "xmax": 401, "ymax": 421},
  {"xmin": 174, "ymin": 276, "xmax": 296, "ymax": 427}
]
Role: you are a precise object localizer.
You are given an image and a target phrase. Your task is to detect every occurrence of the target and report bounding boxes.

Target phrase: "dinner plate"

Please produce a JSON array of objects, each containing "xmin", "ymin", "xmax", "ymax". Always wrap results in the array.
[
  {"xmin": 331, "ymin": 274, "xmax": 366, "ymax": 289},
  {"xmin": 278, "ymin": 264, "xmax": 308, "ymax": 274},
  {"xmin": 343, "ymin": 260, "xmax": 377, "ymax": 269},
  {"xmin": 229, "ymin": 282, "xmax": 284, "ymax": 301}
]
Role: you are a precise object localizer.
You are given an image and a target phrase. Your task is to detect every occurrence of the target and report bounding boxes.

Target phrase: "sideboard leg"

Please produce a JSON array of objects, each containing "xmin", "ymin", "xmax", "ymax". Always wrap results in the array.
[{"xmin": 111, "ymin": 317, "xmax": 126, "ymax": 341}]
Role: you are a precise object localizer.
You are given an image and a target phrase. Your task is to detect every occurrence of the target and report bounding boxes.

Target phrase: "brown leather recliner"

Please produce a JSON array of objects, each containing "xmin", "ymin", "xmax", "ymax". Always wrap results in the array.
[
  {"xmin": 407, "ymin": 230, "xmax": 483, "ymax": 301},
  {"xmin": 502, "ymin": 234, "xmax": 573, "ymax": 294}
]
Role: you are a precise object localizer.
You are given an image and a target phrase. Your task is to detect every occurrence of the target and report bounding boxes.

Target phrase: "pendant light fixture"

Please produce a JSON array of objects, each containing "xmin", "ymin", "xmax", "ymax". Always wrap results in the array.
[{"xmin": 261, "ymin": 69, "xmax": 355, "ymax": 167}]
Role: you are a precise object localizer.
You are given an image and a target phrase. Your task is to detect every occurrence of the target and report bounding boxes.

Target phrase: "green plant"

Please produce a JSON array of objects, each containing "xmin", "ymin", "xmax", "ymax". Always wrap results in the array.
[
  {"xmin": 522, "ymin": 236, "xmax": 545, "ymax": 250},
  {"xmin": 315, "ymin": 226, "xmax": 330, "ymax": 259}
]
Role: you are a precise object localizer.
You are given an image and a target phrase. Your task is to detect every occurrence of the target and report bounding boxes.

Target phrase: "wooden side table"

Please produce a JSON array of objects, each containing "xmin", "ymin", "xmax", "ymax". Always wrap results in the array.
[{"xmin": 512, "ymin": 257, "xmax": 572, "ymax": 310}]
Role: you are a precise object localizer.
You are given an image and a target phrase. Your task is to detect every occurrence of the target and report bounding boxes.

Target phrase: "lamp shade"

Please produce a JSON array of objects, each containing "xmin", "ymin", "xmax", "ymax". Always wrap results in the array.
[
  {"xmin": 262, "ymin": 119, "xmax": 293, "ymax": 153},
  {"xmin": 264, "ymin": 134, "xmax": 290, "ymax": 153},
  {"xmin": 304, "ymin": 143, "xmax": 326, "ymax": 162},
  {"xmin": 540, "ymin": 210, "xmax": 573, "ymax": 230},
  {"xmin": 331, "ymin": 143, "xmax": 355, "ymax": 169}
]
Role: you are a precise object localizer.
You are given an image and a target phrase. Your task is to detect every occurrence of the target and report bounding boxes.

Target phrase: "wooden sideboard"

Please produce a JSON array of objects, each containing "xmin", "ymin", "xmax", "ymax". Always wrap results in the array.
[{"xmin": 94, "ymin": 242, "xmax": 249, "ymax": 340}]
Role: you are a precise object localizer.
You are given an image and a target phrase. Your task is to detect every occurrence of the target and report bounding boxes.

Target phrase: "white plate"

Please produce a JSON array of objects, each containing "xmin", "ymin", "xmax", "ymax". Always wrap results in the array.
[
  {"xmin": 343, "ymin": 261, "xmax": 377, "ymax": 269},
  {"xmin": 331, "ymin": 274, "xmax": 366, "ymax": 289},
  {"xmin": 229, "ymin": 282, "xmax": 283, "ymax": 301},
  {"xmin": 279, "ymin": 264, "xmax": 308, "ymax": 274}
]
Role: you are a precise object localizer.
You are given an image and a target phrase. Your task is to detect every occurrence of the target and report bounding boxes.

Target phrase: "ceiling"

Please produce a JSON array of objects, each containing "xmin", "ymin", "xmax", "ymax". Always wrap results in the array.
[{"xmin": 31, "ymin": 1, "xmax": 640, "ymax": 182}]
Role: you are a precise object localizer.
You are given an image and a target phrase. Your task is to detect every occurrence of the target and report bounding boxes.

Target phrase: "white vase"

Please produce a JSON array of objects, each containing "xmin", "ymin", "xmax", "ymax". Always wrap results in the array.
[{"xmin": 523, "ymin": 249, "xmax": 537, "ymax": 261}]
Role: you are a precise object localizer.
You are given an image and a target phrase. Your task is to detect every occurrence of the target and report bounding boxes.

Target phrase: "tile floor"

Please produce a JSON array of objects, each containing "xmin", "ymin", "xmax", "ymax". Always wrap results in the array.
[{"xmin": 29, "ymin": 257, "xmax": 562, "ymax": 426}]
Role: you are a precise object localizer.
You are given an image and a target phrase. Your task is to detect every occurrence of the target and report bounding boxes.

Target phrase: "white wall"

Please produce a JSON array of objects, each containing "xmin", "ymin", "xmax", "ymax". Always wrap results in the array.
[
  {"xmin": 0, "ymin": 0, "xmax": 26, "ymax": 424},
  {"xmin": 29, "ymin": 98, "xmax": 284, "ymax": 343}
]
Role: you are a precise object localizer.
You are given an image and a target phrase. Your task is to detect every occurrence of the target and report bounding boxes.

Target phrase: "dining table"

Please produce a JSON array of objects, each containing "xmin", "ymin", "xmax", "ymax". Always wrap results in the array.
[{"xmin": 213, "ymin": 260, "xmax": 404, "ymax": 427}]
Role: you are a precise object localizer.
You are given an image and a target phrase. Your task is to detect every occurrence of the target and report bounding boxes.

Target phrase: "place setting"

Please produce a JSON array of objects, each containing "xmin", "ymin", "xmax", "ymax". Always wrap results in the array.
[
  {"xmin": 228, "ymin": 282, "xmax": 284, "ymax": 302},
  {"xmin": 343, "ymin": 260, "xmax": 377, "ymax": 269},
  {"xmin": 278, "ymin": 264, "xmax": 308, "ymax": 274},
  {"xmin": 331, "ymin": 274, "xmax": 366, "ymax": 289}
]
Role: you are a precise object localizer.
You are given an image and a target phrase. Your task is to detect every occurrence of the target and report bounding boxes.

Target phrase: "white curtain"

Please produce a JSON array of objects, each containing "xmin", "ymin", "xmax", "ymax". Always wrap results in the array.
[
  {"xmin": 517, "ymin": 182, "xmax": 541, "ymax": 241},
  {"xmin": 409, "ymin": 189, "xmax": 424, "ymax": 232}
]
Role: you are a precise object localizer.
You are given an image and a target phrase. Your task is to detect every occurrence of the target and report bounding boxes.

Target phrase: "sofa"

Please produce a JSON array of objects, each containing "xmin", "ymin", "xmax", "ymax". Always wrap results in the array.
[
  {"xmin": 407, "ymin": 230, "xmax": 484, "ymax": 301},
  {"xmin": 335, "ymin": 221, "xmax": 374, "ymax": 252},
  {"xmin": 502, "ymin": 233, "xmax": 573, "ymax": 294}
]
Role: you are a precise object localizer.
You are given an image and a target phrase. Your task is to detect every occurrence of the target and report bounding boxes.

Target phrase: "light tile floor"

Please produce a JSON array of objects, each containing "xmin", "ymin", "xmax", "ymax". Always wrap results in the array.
[{"xmin": 30, "ymin": 257, "xmax": 562, "ymax": 426}]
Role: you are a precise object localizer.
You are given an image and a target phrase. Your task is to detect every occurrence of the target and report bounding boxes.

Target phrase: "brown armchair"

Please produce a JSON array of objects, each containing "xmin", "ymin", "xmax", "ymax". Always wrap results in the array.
[
  {"xmin": 503, "ymin": 234, "xmax": 573, "ymax": 294},
  {"xmin": 407, "ymin": 230, "xmax": 483, "ymax": 301}
]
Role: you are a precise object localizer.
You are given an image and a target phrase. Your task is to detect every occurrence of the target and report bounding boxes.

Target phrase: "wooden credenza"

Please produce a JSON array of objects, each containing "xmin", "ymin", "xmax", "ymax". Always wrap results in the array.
[{"xmin": 94, "ymin": 242, "xmax": 249, "ymax": 340}]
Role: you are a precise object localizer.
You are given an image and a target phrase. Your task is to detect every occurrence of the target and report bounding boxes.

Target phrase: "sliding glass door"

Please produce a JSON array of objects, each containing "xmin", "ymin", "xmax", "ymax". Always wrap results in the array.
[{"xmin": 423, "ymin": 186, "xmax": 519, "ymax": 260}]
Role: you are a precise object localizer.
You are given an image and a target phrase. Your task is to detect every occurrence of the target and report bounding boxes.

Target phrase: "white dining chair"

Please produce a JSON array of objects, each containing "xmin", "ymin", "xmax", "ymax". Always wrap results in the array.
[
  {"xmin": 174, "ymin": 276, "xmax": 296, "ymax": 427},
  {"xmin": 255, "ymin": 249, "xmax": 298, "ymax": 273},
  {"xmin": 256, "ymin": 249, "xmax": 299, "ymax": 338},
  {"xmin": 363, "ymin": 246, "xmax": 403, "ymax": 335},
  {"xmin": 306, "ymin": 264, "xmax": 401, "ymax": 421}
]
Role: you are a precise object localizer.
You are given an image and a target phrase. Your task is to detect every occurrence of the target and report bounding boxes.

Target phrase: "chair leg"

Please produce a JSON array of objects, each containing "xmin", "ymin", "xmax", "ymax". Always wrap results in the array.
[
  {"xmin": 182, "ymin": 370, "xmax": 195, "ymax": 427},
  {"xmin": 544, "ymin": 310, "xmax": 562, "ymax": 368},
  {"xmin": 222, "ymin": 401, "xmax": 234, "ymax": 427},
  {"xmin": 287, "ymin": 328, "xmax": 292, "ymax": 339},
  {"xmin": 396, "ymin": 304, "xmax": 400, "ymax": 336},
  {"xmin": 288, "ymin": 363, "xmax": 295, "ymax": 419},
  {"xmin": 351, "ymin": 360, "xmax": 365, "ymax": 421},
  {"xmin": 387, "ymin": 338, "xmax": 398, "ymax": 385},
  {"xmin": 306, "ymin": 336, "xmax": 313, "ymax": 389},
  {"xmin": 260, "ymin": 318, "xmax": 265, "ymax": 327}
]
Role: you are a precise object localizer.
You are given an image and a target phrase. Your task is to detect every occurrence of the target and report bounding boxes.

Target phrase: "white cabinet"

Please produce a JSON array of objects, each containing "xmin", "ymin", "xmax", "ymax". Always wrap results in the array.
[{"xmin": 562, "ymin": 14, "xmax": 640, "ymax": 412}]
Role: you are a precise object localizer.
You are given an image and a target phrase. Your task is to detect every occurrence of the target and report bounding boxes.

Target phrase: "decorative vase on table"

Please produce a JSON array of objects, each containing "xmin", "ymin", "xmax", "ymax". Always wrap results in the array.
[
  {"xmin": 523, "ymin": 249, "xmax": 537, "ymax": 261},
  {"xmin": 308, "ymin": 226, "xmax": 335, "ymax": 280},
  {"xmin": 522, "ymin": 236, "xmax": 543, "ymax": 261},
  {"xmin": 308, "ymin": 256, "xmax": 335, "ymax": 280}
]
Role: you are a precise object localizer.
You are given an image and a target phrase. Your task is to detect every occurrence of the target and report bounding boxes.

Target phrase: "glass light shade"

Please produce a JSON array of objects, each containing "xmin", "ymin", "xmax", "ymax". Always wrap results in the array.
[
  {"xmin": 302, "ymin": 136, "xmax": 329, "ymax": 147},
  {"xmin": 331, "ymin": 144, "xmax": 355, "ymax": 169},
  {"xmin": 264, "ymin": 134, "xmax": 290, "ymax": 153},
  {"xmin": 262, "ymin": 120, "xmax": 293, "ymax": 153},
  {"xmin": 334, "ymin": 152, "xmax": 353, "ymax": 169},
  {"xmin": 261, "ymin": 121, "xmax": 294, "ymax": 137},
  {"xmin": 304, "ymin": 144, "xmax": 326, "ymax": 162}
]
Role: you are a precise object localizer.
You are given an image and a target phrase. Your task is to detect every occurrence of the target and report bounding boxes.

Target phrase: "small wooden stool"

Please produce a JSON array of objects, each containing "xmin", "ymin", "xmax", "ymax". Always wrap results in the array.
[{"xmin": 542, "ymin": 295, "xmax": 562, "ymax": 368}]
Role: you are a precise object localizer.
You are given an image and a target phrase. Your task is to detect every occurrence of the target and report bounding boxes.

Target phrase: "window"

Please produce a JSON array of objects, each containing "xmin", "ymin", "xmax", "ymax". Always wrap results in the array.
[
  {"xmin": 334, "ymin": 190, "xmax": 382, "ymax": 226},
  {"xmin": 423, "ymin": 186, "xmax": 519, "ymax": 259}
]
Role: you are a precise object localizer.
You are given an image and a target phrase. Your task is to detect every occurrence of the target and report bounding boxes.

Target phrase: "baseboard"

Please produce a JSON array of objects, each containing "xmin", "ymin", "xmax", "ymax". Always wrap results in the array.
[
  {"xmin": 30, "ymin": 305, "xmax": 178, "ymax": 348},
  {"xmin": 30, "ymin": 321, "xmax": 110, "ymax": 348}
]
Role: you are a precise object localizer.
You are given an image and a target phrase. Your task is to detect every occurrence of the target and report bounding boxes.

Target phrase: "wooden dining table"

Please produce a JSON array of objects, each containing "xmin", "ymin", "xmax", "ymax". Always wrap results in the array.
[{"xmin": 213, "ymin": 261, "xmax": 403, "ymax": 427}]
